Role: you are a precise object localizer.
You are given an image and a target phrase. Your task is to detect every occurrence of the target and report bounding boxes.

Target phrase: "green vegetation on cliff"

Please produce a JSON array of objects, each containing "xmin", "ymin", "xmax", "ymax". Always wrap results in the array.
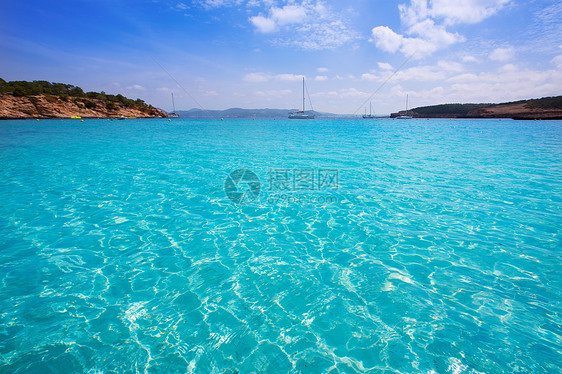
[
  {"xmin": 0, "ymin": 79, "xmax": 154, "ymax": 110},
  {"xmin": 402, "ymin": 96, "xmax": 562, "ymax": 119},
  {"xmin": 411, "ymin": 103, "xmax": 492, "ymax": 116},
  {"xmin": 524, "ymin": 96, "xmax": 562, "ymax": 109}
]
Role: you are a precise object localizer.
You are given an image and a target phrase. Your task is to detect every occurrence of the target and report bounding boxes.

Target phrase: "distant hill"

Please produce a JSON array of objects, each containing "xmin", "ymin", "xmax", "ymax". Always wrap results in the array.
[
  {"xmin": 0, "ymin": 79, "xmax": 166, "ymax": 119},
  {"xmin": 391, "ymin": 96, "xmax": 562, "ymax": 120},
  {"xmin": 177, "ymin": 108, "xmax": 341, "ymax": 119}
]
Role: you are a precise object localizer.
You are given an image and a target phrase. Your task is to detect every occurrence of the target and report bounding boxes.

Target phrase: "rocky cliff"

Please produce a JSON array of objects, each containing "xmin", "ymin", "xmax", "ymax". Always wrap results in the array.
[
  {"xmin": 0, "ymin": 79, "xmax": 167, "ymax": 119},
  {"xmin": 0, "ymin": 93, "xmax": 167, "ymax": 119},
  {"xmin": 466, "ymin": 101, "xmax": 562, "ymax": 120}
]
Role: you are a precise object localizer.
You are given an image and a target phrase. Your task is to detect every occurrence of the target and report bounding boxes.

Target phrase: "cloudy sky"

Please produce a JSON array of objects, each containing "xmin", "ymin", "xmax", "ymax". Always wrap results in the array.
[{"xmin": 1, "ymin": 0, "xmax": 560, "ymax": 114}]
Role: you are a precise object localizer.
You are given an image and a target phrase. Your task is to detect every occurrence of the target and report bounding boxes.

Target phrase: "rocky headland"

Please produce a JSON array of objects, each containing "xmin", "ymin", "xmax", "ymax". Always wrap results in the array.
[
  {"xmin": 391, "ymin": 96, "xmax": 562, "ymax": 120},
  {"xmin": 0, "ymin": 79, "xmax": 167, "ymax": 119}
]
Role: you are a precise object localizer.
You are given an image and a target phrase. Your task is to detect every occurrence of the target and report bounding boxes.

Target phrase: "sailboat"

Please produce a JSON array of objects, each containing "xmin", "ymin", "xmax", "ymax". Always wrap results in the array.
[
  {"xmin": 363, "ymin": 102, "xmax": 376, "ymax": 119},
  {"xmin": 168, "ymin": 92, "xmax": 180, "ymax": 118},
  {"xmin": 289, "ymin": 77, "xmax": 315, "ymax": 119},
  {"xmin": 395, "ymin": 94, "xmax": 413, "ymax": 119}
]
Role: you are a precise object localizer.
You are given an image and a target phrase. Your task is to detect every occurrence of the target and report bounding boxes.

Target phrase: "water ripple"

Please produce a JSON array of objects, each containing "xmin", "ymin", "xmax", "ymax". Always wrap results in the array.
[{"xmin": 0, "ymin": 119, "xmax": 561, "ymax": 373}]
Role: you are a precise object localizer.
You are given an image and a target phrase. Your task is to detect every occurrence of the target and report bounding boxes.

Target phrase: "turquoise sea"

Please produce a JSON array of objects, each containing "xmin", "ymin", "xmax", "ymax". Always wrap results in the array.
[{"xmin": 0, "ymin": 118, "xmax": 561, "ymax": 373}]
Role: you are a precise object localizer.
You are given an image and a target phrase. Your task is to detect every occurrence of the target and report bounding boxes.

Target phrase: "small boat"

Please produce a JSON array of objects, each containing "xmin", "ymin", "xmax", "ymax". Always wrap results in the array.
[
  {"xmin": 168, "ymin": 92, "xmax": 180, "ymax": 118},
  {"xmin": 363, "ymin": 102, "xmax": 376, "ymax": 119},
  {"xmin": 289, "ymin": 77, "xmax": 315, "ymax": 119},
  {"xmin": 288, "ymin": 111, "xmax": 314, "ymax": 119},
  {"xmin": 395, "ymin": 94, "xmax": 413, "ymax": 119}
]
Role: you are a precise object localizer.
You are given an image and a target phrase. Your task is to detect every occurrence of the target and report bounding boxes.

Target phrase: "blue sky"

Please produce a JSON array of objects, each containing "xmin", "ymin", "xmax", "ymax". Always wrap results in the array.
[{"xmin": 1, "ymin": 0, "xmax": 560, "ymax": 114}]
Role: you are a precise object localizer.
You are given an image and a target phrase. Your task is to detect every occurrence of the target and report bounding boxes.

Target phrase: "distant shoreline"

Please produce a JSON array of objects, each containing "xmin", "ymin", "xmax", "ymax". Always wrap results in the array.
[
  {"xmin": 2, "ymin": 79, "xmax": 560, "ymax": 120},
  {"xmin": 172, "ymin": 96, "xmax": 562, "ymax": 120},
  {"xmin": 390, "ymin": 96, "xmax": 562, "ymax": 120}
]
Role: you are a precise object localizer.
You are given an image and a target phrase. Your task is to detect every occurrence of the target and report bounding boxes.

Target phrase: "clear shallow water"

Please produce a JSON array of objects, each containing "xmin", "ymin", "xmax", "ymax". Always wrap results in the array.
[{"xmin": 0, "ymin": 118, "xmax": 561, "ymax": 373}]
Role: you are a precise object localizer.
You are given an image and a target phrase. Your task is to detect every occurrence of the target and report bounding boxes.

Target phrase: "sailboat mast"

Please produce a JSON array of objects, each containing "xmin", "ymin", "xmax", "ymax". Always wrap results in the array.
[
  {"xmin": 171, "ymin": 92, "xmax": 176, "ymax": 113},
  {"xmin": 406, "ymin": 94, "xmax": 409, "ymax": 111},
  {"xmin": 302, "ymin": 77, "xmax": 305, "ymax": 112},
  {"xmin": 288, "ymin": 75, "xmax": 314, "ymax": 119}
]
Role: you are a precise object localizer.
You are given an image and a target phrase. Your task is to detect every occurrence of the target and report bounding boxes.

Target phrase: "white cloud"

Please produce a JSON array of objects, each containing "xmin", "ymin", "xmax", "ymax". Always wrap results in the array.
[
  {"xmin": 127, "ymin": 84, "xmax": 146, "ymax": 91},
  {"xmin": 198, "ymin": 0, "xmax": 243, "ymax": 10},
  {"xmin": 552, "ymin": 55, "xmax": 562, "ymax": 68},
  {"xmin": 276, "ymin": 73, "xmax": 303, "ymax": 81},
  {"xmin": 371, "ymin": 26, "xmax": 402, "ymax": 53},
  {"xmin": 437, "ymin": 60, "xmax": 464, "ymax": 72},
  {"xmin": 316, "ymin": 87, "xmax": 370, "ymax": 98},
  {"xmin": 317, "ymin": 67, "xmax": 329, "ymax": 73},
  {"xmin": 180, "ymin": 0, "xmax": 358, "ymax": 50},
  {"xmin": 288, "ymin": 19, "xmax": 358, "ymax": 50},
  {"xmin": 369, "ymin": 61, "xmax": 561, "ymax": 111},
  {"xmin": 363, "ymin": 60, "xmax": 465, "ymax": 83},
  {"xmin": 445, "ymin": 73, "xmax": 480, "ymax": 83},
  {"xmin": 254, "ymin": 89, "xmax": 292, "ymax": 98},
  {"xmin": 315, "ymin": 75, "xmax": 328, "ymax": 81},
  {"xmin": 371, "ymin": 20, "xmax": 463, "ymax": 57},
  {"xmin": 447, "ymin": 65, "xmax": 562, "ymax": 102},
  {"xmin": 378, "ymin": 62, "xmax": 393, "ymax": 70},
  {"xmin": 243, "ymin": 72, "xmax": 270, "ymax": 82},
  {"xmin": 408, "ymin": 19, "xmax": 461, "ymax": 45},
  {"xmin": 490, "ymin": 46, "xmax": 515, "ymax": 61},
  {"xmin": 393, "ymin": 65, "xmax": 447, "ymax": 81},
  {"xmin": 311, "ymin": 88, "xmax": 369, "ymax": 100},
  {"xmin": 462, "ymin": 55, "xmax": 479, "ymax": 63},
  {"xmin": 271, "ymin": 5, "xmax": 307, "ymax": 25},
  {"xmin": 361, "ymin": 73, "xmax": 379, "ymax": 81},
  {"xmin": 249, "ymin": 15, "xmax": 276, "ymax": 33},
  {"xmin": 243, "ymin": 72, "xmax": 305, "ymax": 83},
  {"xmin": 203, "ymin": 90, "xmax": 219, "ymax": 96},
  {"xmin": 371, "ymin": 0, "xmax": 507, "ymax": 57},
  {"xmin": 339, "ymin": 88, "xmax": 370, "ymax": 98},
  {"xmin": 250, "ymin": 4, "xmax": 308, "ymax": 33},
  {"xmin": 398, "ymin": 36, "xmax": 436, "ymax": 57},
  {"xmin": 430, "ymin": 0, "xmax": 511, "ymax": 24},
  {"xmin": 249, "ymin": 1, "xmax": 359, "ymax": 49},
  {"xmin": 499, "ymin": 63, "xmax": 517, "ymax": 73},
  {"xmin": 399, "ymin": 0, "xmax": 430, "ymax": 26},
  {"xmin": 399, "ymin": 0, "xmax": 510, "ymax": 25}
]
